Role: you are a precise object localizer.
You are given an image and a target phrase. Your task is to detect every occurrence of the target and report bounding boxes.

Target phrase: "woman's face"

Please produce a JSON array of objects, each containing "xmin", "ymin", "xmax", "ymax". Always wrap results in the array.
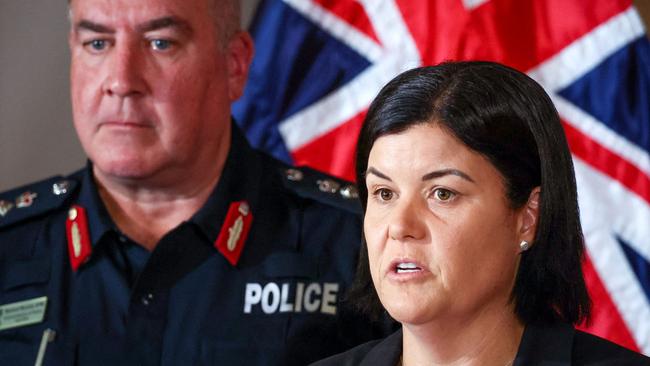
[{"xmin": 364, "ymin": 123, "xmax": 529, "ymax": 326}]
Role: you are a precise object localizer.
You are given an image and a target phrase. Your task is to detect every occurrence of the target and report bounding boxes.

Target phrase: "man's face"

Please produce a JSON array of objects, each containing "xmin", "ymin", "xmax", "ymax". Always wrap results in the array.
[{"xmin": 69, "ymin": 0, "xmax": 251, "ymax": 183}]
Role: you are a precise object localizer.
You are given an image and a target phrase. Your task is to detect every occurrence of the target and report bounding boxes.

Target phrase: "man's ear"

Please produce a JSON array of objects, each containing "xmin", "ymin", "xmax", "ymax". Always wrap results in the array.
[
  {"xmin": 226, "ymin": 30, "xmax": 255, "ymax": 101},
  {"xmin": 519, "ymin": 187, "xmax": 541, "ymax": 246}
]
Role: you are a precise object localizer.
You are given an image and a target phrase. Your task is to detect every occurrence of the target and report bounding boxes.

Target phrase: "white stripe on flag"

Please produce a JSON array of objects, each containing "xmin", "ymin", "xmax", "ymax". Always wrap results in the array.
[
  {"xmin": 279, "ymin": 0, "xmax": 421, "ymax": 151},
  {"xmin": 279, "ymin": 56, "xmax": 414, "ymax": 150},
  {"xmin": 462, "ymin": 0, "xmax": 490, "ymax": 10},
  {"xmin": 575, "ymin": 158, "xmax": 650, "ymax": 353},
  {"xmin": 553, "ymin": 95, "xmax": 650, "ymax": 178},
  {"xmin": 282, "ymin": 0, "xmax": 383, "ymax": 63},
  {"xmin": 528, "ymin": 6, "xmax": 645, "ymax": 93},
  {"xmin": 358, "ymin": 0, "xmax": 421, "ymax": 59}
]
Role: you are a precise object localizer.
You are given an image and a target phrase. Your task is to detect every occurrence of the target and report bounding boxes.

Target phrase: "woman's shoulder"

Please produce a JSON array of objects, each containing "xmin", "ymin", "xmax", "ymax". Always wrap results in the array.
[
  {"xmin": 309, "ymin": 339, "xmax": 383, "ymax": 366},
  {"xmin": 310, "ymin": 330, "xmax": 403, "ymax": 366},
  {"xmin": 516, "ymin": 322, "xmax": 649, "ymax": 365},
  {"xmin": 572, "ymin": 329, "xmax": 650, "ymax": 365}
]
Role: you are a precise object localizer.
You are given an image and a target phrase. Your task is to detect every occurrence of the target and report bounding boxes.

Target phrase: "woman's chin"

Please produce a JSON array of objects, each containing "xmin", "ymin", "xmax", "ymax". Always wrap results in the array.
[{"xmin": 382, "ymin": 297, "xmax": 441, "ymax": 326}]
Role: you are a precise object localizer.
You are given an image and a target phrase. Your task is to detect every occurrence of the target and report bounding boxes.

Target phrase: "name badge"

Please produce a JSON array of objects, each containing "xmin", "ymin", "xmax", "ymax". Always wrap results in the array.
[{"xmin": 0, "ymin": 296, "xmax": 47, "ymax": 331}]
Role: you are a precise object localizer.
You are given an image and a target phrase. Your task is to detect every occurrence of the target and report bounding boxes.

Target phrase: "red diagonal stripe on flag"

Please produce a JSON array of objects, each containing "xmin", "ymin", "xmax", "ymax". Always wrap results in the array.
[
  {"xmin": 313, "ymin": 0, "xmax": 381, "ymax": 44},
  {"xmin": 396, "ymin": 0, "xmax": 633, "ymax": 71},
  {"xmin": 563, "ymin": 120, "xmax": 650, "ymax": 205},
  {"xmin": 579, "ymin": 254, "xmax": 641, "ymax": 352},
  {"xmin": 292, "ymin": 112, "xmax": 367, "ymax": 182}
]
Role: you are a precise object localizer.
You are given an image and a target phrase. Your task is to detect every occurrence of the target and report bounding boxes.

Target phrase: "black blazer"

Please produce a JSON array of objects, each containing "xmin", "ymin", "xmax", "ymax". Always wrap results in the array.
[{"xmin": 312, "ymin": 322, "xmax": 650, "ymax": 365}]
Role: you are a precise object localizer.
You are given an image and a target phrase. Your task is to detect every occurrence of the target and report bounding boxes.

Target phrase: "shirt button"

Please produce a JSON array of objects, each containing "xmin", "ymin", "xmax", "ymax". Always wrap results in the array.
[
  {"xmin": 141, "ymin": 293, "xmax": 154, "ymax": 306},
  {"xmin": 118, "ymin": 235, "xmax": 128, "ymax": 243}
]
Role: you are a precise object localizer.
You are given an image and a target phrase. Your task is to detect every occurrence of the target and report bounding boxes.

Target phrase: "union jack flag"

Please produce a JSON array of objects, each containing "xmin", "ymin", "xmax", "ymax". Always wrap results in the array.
[{"xmin": 233, "ymin": 0, "xmax": 650, "ymax": 354}]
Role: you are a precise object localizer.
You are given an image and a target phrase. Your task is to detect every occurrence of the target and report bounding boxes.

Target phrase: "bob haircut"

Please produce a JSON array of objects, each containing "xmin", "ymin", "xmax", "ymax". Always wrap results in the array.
[{"xmin": 350, "ymin": 61, "xmax": 591, "ymax": 325}]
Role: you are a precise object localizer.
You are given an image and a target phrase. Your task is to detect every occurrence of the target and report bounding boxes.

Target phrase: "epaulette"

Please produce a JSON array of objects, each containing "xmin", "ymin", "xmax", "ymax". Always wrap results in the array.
[
  {"xmin": 279, "ymin": 165, "xmax": 362, "ymax": 215},
  {"xmin": 0, "ymin": 176, "xmax": 79, "ymax": 229}
]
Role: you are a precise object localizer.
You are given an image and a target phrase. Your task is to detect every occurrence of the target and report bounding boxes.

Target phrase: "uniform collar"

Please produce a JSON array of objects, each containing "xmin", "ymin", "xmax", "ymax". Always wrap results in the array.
[
  {"xmin": 73, "ymin": 122, "xmax": 263, "ymax": 256},
  {"xmin": 190, "ymin": 122, "xmax": 264, "ymax": 245},
  {"xmin": 74, "ymin": 162, "xmax": 119, "ymax": 247}
]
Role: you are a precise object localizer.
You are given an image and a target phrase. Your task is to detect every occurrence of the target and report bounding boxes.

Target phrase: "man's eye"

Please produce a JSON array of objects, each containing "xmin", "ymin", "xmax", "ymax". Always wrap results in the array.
[
  {"xmin": 150, "ymin": 39, "xmax": 172, "ymax": 51},
  {"xmin": 433, "ymin": 188, "xmax": 455, "ymax": 201},
  {"xmin": 85, "ymin": 39, "xmax": 108, "ymax": 52}
]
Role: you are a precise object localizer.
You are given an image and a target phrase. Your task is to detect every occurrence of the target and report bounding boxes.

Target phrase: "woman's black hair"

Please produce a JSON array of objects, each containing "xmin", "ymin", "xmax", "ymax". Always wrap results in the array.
[{"xmin": 350, "ymin": 61, "xmax": 591, "ymax": 325}]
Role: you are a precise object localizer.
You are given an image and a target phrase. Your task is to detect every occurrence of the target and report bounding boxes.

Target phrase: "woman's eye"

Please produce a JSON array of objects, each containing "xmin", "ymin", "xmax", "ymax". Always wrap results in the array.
[
  {"xmin": 376, "ymin": 188, "xmax": 394, "ymax": 201},
  {"xmin": 433, "ymin": 188, "xmax": 455, "ymax": 201},
  {"xmin": 150, "ymin": 39, "xmax": 172, "ymax": 51}
]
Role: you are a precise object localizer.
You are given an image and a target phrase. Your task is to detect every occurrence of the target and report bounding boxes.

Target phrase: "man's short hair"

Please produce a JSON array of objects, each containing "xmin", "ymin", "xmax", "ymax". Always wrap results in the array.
[
  {"xmin": 212, "ymin": 0, "xmax": 242, "ymax": 46},
  {"xmin": 67, "ymin": 0, "xmax": 242, "ymax": 46}
]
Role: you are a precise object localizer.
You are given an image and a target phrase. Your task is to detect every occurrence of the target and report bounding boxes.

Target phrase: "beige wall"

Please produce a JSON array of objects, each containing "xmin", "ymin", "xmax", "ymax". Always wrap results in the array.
[{"xmin": 1, "ymin": 1, "xmax": 648, "ymax": 191}]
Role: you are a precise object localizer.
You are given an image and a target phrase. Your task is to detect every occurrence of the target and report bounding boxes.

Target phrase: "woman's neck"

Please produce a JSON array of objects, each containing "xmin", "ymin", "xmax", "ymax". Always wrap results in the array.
[{"xmin": 401, "ymin": 302, "xmax": 524, "ymax": 366}]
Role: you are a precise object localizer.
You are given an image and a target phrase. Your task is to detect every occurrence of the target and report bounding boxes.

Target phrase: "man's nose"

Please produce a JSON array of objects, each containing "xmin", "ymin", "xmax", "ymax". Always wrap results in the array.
[
  {"xmin": 387, "ymin": 197, "xmax": 427, "ymax": 242},
  {"xmin": 103, "ymin": 45, "xmax": 146, "ymax": 97}
]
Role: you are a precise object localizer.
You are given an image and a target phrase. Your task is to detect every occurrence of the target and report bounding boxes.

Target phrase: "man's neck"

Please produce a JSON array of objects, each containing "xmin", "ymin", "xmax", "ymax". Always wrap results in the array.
[
  {"xmin": 96, "ymin": 178, "xmax": 219, "ymax": 251},
  {"xmin": 94, "ymin": 136, "xmax": 230, "ymax": 252}
]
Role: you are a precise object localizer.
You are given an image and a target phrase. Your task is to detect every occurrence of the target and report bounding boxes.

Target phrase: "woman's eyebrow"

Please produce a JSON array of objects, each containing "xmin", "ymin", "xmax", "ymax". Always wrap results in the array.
[
  {"xmin": 421, "ymin": 169, "xmax": 475, "ymax": 183},
  {"xmin": 365, "ymin": 167, "xmax": 392, "ymax": 181}
]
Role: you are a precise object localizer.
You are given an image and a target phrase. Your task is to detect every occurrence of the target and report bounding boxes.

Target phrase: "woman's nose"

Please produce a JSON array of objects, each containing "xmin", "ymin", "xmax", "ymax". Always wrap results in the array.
[{"xmin": 387, "ymin": 197, "xmax": 426, "ymax": 242}]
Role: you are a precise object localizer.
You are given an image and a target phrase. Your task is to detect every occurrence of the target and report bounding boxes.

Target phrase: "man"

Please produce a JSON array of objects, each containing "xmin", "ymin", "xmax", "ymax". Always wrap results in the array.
[{"xmin": 0, "ymin": 0, "xmax": 390, "ymax": 364}]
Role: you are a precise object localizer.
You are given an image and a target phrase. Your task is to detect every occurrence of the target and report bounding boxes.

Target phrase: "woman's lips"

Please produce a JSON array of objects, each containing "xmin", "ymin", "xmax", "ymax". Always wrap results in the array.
[
  {"xmin": 386, "ymin": 258, "xmax": 429, "ymax": 282},
  {"xmin": 395, "ymin": 262, "xmax": 421, "ymax": 274}
]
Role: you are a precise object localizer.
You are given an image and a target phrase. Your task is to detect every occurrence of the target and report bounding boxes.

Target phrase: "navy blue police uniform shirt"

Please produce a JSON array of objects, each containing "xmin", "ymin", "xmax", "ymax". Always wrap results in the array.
[{"xmin": 0, "ymin": 125, "xmax": 389, "ymax": 365}]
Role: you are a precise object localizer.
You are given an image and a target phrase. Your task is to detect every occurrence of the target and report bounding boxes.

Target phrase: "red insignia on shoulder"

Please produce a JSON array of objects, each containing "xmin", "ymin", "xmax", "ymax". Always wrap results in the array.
[
  {"xmin": 65, "ymin": 205, "xmax": 92, "ymax": 272},
  {"xmin": 214, "ymin": 201, "xmax": 253, "ymax": 266},
  {"xmin": 15, "ymin": 191, "xmax": 38, "ymax": 208}
]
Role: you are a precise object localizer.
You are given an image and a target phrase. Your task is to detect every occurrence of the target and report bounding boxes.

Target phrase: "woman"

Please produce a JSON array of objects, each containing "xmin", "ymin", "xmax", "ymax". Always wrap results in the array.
[{"xmin": 313, "ymin": 61, "xmax": 649, "ymax": 365}]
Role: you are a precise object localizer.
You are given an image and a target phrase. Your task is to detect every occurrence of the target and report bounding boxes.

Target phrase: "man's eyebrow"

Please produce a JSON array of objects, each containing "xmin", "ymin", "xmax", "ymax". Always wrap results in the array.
[
  {"xmin": 365, "ymin": 167, "xmax": 392, "ymax": 182},
  {"xmin": 422, "ymin": 169, "xmax": 475, "ymax": 183},
  {"xmin": 136, "ymin": 16, "xmax": 193, "ymax": 35},
  {"xmin": 74, "ymin": 17, "xmax": 192, "ymax": 35},
  {"xmin": 75, "ymin": 20, "xmax": 115, "ymax": 34}
]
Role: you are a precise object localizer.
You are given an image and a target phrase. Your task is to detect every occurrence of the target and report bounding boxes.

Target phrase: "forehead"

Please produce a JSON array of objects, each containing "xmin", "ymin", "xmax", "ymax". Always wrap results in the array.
[
  {"xmin": 369, "ymin": 124, "xmax": 468, "ymax": 166},
  {"xmin": 368, "ymin": 123, "xmax": 503, "ymax": 182},
  {"xmin": 69, "ymin": 0, "xmax": 215, "ymax": 28}
]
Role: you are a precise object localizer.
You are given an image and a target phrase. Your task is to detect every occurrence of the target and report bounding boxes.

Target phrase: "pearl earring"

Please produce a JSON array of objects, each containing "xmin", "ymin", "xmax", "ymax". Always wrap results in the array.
[{"xmin": 520, "ymin": 240, "xmax": 530, "ymax": 252}]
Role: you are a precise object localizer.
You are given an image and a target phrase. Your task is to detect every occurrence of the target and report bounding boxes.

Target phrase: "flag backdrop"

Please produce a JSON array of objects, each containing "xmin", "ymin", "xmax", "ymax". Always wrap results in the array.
[{"xmin": 233, "ymin": 0, "xmax": 650, "ymax": 354}]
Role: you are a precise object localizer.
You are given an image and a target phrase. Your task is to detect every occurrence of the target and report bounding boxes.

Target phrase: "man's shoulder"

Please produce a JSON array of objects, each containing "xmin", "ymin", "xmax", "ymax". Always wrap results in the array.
[
  {"xmin": 265, "ymin": 157, "xmax": 362, "ymax": 216},
  {"xmin": 573, "ymin": 329, "xmax": 650, "ymax": 365},
  {"xmin": 0, "ymin": 174, "xmax": 80, "ymax": 231}
]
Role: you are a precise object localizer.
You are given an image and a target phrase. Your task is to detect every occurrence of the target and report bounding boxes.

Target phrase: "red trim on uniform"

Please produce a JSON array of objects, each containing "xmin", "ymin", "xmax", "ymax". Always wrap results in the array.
[
  {"xmin": 214, "ymin": 201, "xmax": 253, "ymax": 266},
  {"xmin": 65, "ymin": 205, "xmax": 92, "ymax": 272}
]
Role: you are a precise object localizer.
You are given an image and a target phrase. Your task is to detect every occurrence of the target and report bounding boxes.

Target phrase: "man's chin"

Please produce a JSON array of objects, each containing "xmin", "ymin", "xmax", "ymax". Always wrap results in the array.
[{"xmin": 91, "ymin": 158, "xmax": 159, "ymax": 183}]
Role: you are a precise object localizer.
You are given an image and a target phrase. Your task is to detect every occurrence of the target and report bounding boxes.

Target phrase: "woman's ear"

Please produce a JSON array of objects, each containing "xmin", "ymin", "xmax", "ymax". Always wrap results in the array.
[{"xmin": 519, "ymin": 187, "xmax": 540, "ymax": 247}]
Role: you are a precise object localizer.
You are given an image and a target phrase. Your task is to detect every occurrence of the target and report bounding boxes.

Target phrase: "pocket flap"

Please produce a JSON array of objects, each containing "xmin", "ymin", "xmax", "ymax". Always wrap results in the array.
[{"xmin": 2, "ymin": 257, "xmax": 51, "ymax": 291}]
